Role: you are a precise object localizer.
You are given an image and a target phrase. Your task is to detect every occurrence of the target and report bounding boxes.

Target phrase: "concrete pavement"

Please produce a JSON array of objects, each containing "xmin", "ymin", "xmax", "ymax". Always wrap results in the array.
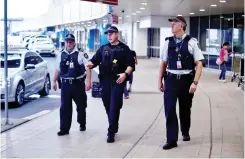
[{"xmin": 1, "ymin": 59, "xmax": 244, "ymax": 158}]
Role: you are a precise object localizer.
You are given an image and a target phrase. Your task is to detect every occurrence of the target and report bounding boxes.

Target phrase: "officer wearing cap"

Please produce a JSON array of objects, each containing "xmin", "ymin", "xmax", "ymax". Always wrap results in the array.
[
  {"xmin": 158, "ymin": 16, "xmax": 204, "ymax": 150},
  {"xmin": 53, "ymin": 33, "xmax": 92, "ymax": 136},
  {"xmin": 86, "ymin": 26, "xmax": 134, "ymax": 143}
]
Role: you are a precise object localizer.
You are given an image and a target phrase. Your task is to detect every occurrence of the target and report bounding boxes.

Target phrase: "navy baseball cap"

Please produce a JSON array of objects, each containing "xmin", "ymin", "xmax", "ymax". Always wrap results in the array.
[
  {"xmin": 104, "ymin": 26, "xmax": 119, "ymax": 34},
  {"xmin": 168, "ymin": 16, "xmax": 187, "ymax": 26},
  {"xmin": 65, "ymin": 34, "xmax": 75, "ymax": 41}
]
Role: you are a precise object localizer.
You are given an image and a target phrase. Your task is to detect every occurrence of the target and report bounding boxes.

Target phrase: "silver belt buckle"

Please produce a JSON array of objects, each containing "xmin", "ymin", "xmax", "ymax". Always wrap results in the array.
[
  {"xmin": 177, "ymin": 74, "xmax": 181, "ymax": 79},
  {"xmin": 69, "ymin": 79, "xmax": 72, "ymax": 84}
]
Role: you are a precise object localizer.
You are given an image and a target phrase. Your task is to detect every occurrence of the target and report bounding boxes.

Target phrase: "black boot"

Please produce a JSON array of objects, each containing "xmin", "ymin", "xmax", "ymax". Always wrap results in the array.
[
  {"xmin": 162, "ymin": 142, "xmax": 177, "ymax": 150},
  {"xmin": 80, "ymin": 125, "xmax": 86, "ymax": 131},
  {"xmin": 183, "ymin": 135, "xmax": 190, "ymax": 141},
  {"xmin": 57, "ymin": 131, "xmax": 69, "ymax": 136},
  {"xmin": 107, "ymin": 133, "xmax": 115, "ymax": 143}
]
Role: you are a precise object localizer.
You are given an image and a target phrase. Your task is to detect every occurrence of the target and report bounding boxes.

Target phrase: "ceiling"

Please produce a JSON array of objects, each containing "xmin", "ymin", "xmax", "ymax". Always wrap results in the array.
[{"xmin": 112, "ymin": 0, "xmax": 244, "ymax": 23}]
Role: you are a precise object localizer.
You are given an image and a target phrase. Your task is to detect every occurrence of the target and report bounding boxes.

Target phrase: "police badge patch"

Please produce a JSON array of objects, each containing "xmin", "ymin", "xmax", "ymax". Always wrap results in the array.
[{"xmin": 84, "ymin": 53, "xmax": 89, "ymax": 59}]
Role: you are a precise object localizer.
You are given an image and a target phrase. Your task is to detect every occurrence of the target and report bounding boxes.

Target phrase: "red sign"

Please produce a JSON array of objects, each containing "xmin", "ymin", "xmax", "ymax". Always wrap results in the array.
[{"xmin": 80, "ymin": 0, "xmax": 118, "ymax": 5}]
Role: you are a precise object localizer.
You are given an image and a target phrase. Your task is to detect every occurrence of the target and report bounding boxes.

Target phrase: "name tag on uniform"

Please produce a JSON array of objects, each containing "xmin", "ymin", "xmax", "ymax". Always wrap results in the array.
[
  {"xmin": 177, "ymin": 61, "xmax": 182, "ymax": 69},
  {"xmin": 69, "ymin": 62, "xmax": 74, "ymax": 68}
]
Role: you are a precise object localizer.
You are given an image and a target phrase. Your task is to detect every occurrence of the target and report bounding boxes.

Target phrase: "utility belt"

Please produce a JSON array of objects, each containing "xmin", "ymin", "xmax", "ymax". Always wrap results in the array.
[
  {"xmin": 61, "ymin": 74, "xmax": 86, "ymax": 84},
  {"xmin": 165, "ymin": 71, "xmax": 195, "ymax": 80}
]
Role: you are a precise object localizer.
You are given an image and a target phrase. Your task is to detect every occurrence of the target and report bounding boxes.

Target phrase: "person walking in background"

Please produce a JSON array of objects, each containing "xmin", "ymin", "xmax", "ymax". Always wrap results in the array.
[
  {"xmin": 219, "ymin": 42, "xmax": 232, "ymax": 83},
  {"xmin": 123, "ymin": 50, "xmax": 137, "ymax": 99}
]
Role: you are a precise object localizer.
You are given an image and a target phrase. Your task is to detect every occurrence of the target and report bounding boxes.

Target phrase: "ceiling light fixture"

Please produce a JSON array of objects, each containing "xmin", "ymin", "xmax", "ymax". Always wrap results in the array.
[
  {"xmin": 140, "ymin": 7, "xmax": 145, "ymax": 10},
  {"xmin": 126, "ymin": 15, "xmax": 130, "ymax": 18},
  {"xmin": 88, "ymin": 21, "xmax": 91, "ymax": 23},
  {"xmin": 190, "ymin": 13, "xmax": 195, "ymax": 15},
  {"xmin": 136, "ymin": 11, "xmax": 141, "ymax": 13},
  {"xmin": 219, "ymin": 0, "xmax": 226, "ymax": 2},
  {"xmin": 200, "ymin": 9, "xmax": 205, "ymax": 11},
  {"xmin": 141, "ymin": 2, "xmax": 147, "ymax": 5},
  {"xmin": 211, "ymin": 4, "xmax": 217, "ymax": 7},
  {"xmin": 119, "ymin": 17, "xmax": 122, "ymax": 19},
  {"xmin": 178, "ymin": 14, "xmax": 182, "ymax": 16},
  {"xmin": 132, "ymin": 13, "xmax": 136, "ymax": 15}
]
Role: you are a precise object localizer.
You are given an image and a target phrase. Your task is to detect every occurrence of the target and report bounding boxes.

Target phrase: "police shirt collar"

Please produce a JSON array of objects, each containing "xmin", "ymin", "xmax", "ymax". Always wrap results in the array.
[{"xmin": 64, "ymin": 45, "xmax": 79, "ymax": 54}]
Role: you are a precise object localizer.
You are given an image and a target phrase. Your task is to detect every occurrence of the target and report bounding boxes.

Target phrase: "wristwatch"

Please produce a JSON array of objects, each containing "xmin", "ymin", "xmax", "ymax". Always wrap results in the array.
[
  {"xmin": 125, "ymin": 72, "xmax": 129, "ymax": 78},
  {"xmin": 193, "ymin": 81, "xmax": 198, "ymax": 85}
]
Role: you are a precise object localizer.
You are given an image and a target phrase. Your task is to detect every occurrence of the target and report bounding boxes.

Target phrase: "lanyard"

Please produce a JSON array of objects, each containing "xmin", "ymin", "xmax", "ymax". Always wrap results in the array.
[{"xmin": 175, "ymin": 39, "xmax": 184, "ymax": 61}]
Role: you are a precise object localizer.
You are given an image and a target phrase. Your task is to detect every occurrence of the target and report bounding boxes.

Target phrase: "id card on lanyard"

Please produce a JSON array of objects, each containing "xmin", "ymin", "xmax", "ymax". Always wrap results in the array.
[{"xmin": 175, "ymin": 39, "xmax": 184, "ymax": 69}]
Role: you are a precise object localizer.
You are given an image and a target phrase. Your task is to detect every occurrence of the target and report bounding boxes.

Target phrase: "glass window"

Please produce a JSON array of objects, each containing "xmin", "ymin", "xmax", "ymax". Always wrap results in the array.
[
  {"xmin": 208, "ymin": 15, "xmax": 222, "ymax": 69},
  {"xmin": 199, "ymin": 16, "xmax": 209, "ymax": 51},
  {"xmin": 147, "ymin": 28, "xmax": 160, "ymax": 58},
  {"xmin": 190, "ymin": 17, "xmax": 199, "ymax": 40},
  {"xmin": 234, "ymin": 13, "xmax": 244, "ymax": 55},
  {"xmin": 221, "ymin": 14, "xmax": 233, "ymax": 71},
  {"xmin": 24, "ymin": 52, "xmax": 37, "ymax": 66}
]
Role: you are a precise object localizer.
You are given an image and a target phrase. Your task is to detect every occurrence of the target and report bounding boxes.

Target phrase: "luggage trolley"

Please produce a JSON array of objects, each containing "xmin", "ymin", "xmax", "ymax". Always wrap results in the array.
[{"xmin": 231, "ymin": 53, "xmax": 241, "ymax": 82}]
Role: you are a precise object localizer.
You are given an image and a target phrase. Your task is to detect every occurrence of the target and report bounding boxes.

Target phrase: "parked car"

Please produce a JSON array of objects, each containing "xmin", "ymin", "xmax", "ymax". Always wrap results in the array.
[
  {"xmin": 27, "ymin": 35, "xmax": 48, "ymax": 49},
  {"xmin": 30, "ymin": 38, "xmax": 56, "ymax": 57},
  {"xmin": 0, "ymin": 49, "xmax": 51, "ymax": 106}
]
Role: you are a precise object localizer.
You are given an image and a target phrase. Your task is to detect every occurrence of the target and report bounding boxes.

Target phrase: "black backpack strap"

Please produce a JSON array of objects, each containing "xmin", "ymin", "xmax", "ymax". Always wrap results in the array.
[{"xmin": 168, "ymin": 36, "xmax": 174, "ymax": 42}]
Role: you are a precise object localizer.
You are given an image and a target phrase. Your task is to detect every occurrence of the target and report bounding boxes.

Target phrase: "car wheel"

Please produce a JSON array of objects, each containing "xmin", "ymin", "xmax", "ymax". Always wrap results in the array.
[
  {"xmin": 39, "ymin": 75, "xmax": 50, "ymax": 96},
  {"xmin": 14, "ymin": 83, "xmax": 25, "ymax": 106}
]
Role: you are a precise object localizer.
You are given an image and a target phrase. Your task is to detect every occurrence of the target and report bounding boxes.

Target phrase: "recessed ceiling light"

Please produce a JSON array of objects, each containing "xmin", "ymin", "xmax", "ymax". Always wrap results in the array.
[
  {"xmin": 211, "ymin": 4, "xmax": 217, "ymax": 7},
  {"xmin": 132, "ymin": 13, "xmax": 136, "ymax": 15},
  {"xmin": 136, "ymin": 11, "xmax": 141, "ymax": 13},
  {"xmin": 219, "ymin": 0, "xmax": 226, "ymax": 2},
  {"xmin": 190, "ymin": 13, "xmax": 195, "ymax": 15},
  {"xmin": 200, "ymin": 9, "xmax": 205, "ymax": 11},
  {"xmin": 88, "ymin": 21, "xmax": 91, "ymax": 23},
  {"xmin": 178, "ymin": 14, "xmax": 182, "ymax": 16},
  {"xmin": 126, "ymin": 15, "xmax": 130, "ymax": 18},
  {"xmin": 119, "ymin": 17, "xmax": 122, "ymax": 19},
  {"xmin": 87, "ymin": 25, "xmax": 91, "ymax": 26},
  {"xmin": 141, "ymin": 2, "xmax": 147, "ymax": 5},
  {"xmin": 140, "ymin": 7, "xmax": 145, "ymax": 10}
]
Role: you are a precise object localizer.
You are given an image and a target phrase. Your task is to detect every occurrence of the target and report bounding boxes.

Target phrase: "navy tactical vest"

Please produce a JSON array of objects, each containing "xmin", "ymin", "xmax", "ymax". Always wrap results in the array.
[
  {"xmin": 59, "ymin": 51, "xmax": 86, "ymax": 78},
  {"xmin": 167, "ymin": 35, "xmax": 195, "ymax": 70}
]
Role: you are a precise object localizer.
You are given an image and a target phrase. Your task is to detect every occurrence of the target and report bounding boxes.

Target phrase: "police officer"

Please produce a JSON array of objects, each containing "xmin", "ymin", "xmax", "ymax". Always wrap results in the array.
[
  {"xmin": 158, "ymin": 16, "xmax": 204, "ymax": 150},
  {"xmin": 86, "ymin": 26, "xmax": 134, "ymax": 143},
  {"xmin": 53, "ymin": 34, "xmax": 92, "ymax": 136}
]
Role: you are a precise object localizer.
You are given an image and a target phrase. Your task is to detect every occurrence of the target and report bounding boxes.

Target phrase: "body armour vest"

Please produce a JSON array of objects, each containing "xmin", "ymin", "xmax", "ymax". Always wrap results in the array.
[
  {"xmin": 167, "ymin": 35, "xmax": 195, "ymax": 70},
  {"xmin": 59, "ymin": 51, "xmax": 86, "ymax": 78},
  {"xmin": 99, "ymin": 45, "xmax": 125, "ymax": 78}
]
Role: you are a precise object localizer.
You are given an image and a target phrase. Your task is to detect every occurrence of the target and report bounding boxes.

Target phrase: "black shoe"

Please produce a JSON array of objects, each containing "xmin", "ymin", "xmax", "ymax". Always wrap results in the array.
[
  {"xmin": 183, "ymin": 135, "xmax": 190, "ymax": 141},
  {"xmin": 107, "ymin": 133, "xmax": 115, "ymax": 143},
  {"xmin": 80, "ymin": 126, "xmax": 86, "ymax": 131},
  {"xmin": 57, "ymin": 131, "xmax": 69, "ymax": 136},
  {"xmin": 162, "ymin": 142, "xmax": 177, "ymax": 150}
]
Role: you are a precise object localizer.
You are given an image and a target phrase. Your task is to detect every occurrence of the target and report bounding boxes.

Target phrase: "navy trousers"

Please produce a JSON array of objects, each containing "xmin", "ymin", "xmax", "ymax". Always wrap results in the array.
[
  {"xmin": 100, "ymin": 78, "xmax": 125, "ymax": 134},
  {"xmin": 164, "ymin": 74, "xmax": 194, "ymax": 143},
  {"xmin": 60, "ymin": 80, "xmax": 87, "ymax": 132}
]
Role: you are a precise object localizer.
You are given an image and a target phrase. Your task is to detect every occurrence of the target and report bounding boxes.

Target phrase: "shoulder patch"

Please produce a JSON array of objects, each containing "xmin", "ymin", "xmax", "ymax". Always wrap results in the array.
[{"xmin": 84, "ymin": 52, "xmax": 89, "ymax": 59}]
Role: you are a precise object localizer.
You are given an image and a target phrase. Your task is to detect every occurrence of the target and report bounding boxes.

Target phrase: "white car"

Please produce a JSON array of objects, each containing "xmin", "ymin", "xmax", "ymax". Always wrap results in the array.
[
  {"xmin": 0, "ymin": 49, "xmax": 51, "ymax": 106},
  {"xmin": 30, "ymin": 38, "xmax": 56, "ymax": 57}
]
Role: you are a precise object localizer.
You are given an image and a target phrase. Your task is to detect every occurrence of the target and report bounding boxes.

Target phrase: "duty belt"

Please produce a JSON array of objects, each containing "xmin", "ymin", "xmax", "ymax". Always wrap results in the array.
[
  {"xmin": 61, "ymin": 74, "xmax": 86, "ymax": 84},
  {"xmin": 166, "ymin": 72, "xmax": 194, "ymax": 80}
]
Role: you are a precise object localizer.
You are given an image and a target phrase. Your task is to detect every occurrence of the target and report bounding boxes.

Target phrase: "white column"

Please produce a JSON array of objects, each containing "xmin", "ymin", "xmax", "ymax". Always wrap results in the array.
[{"xmin": 132, "ymin": 22, "xmax": 147, "ymax": 57}]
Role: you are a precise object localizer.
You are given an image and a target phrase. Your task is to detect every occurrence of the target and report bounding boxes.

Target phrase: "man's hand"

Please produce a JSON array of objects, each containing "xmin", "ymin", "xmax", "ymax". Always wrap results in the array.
[
  {"xmin": 189, "ymin": 83, "xmax": 197, "ymax": 93},
  {"xmin": 159, "ymin": 81, "xmax": 164, "ymax": 92},
  {"xmin": 116, "ymin": 73, "xmax": 127, "ymax": 84},
  {"xmin": 53, "ymin": 81, "xmax": 57, "ymax": 91},
  {"xmin": 85, "ymin": 81, "xmax": 91, "ymax": 91},
  {"xmin": 86, "ymin": 61, "xmax": 94, "ymax": 70}
]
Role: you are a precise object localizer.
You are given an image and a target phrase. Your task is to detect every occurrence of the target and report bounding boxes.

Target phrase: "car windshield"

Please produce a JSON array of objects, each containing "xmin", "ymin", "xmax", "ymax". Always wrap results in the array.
[
  {"xmin": 0, "ymin": 53, "xmax": 22, "ymax": 68},
  {"xmin": 36, "ymin": 39, "xmax": 51, "ymax": 44}
]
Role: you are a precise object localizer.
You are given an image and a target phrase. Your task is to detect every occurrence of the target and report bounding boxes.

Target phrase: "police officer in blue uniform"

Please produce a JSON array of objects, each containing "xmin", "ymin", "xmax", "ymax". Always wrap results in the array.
[
  {"xmin": 158, "ymin": 16, "xmax": 204, "ymax": 150},
  {"xmin": 53, "ymin": 34, "xmax": 92, "ymax": 136},
  {"xmin": 86, "ymin": 26, "xmax": 134, "ymax": 143}
]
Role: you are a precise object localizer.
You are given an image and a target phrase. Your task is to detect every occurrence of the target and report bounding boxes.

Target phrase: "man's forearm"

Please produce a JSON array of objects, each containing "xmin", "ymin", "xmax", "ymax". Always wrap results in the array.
[
  {"xmin": 125, "ymin": 66, "xmax": 133, "ymax": 74},
  {"xmin": 53, "ymin": 70, "xmax": 60, "ymax": 83},
  {"xmin": 86, "ymin": 69, "xmax": 92, "ymax": 83},
  {"xmin": 159, "ymin": 61, "xmax": 167, "ymax": 83},
  {"xmin": 194, "ymin": 61, "xmax": 203, "ymax": 81}
]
